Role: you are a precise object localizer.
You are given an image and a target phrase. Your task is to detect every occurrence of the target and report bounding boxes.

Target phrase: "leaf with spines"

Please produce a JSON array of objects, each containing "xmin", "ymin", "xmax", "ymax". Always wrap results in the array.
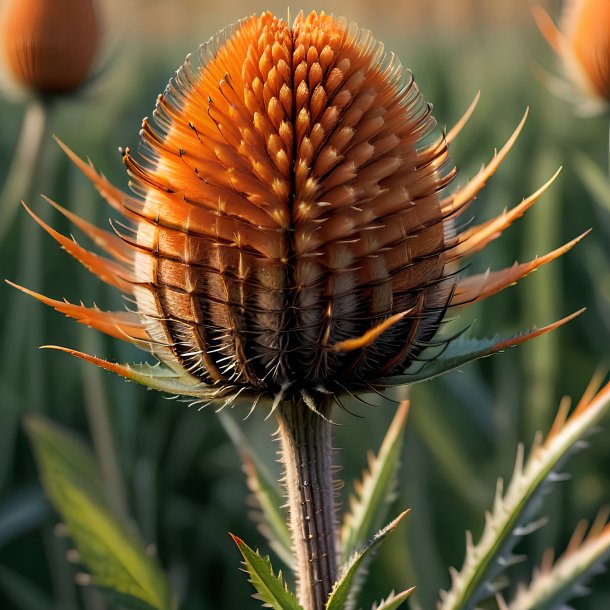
[
  {"xmin": 437, "ymin": 377, "xmax": 610, "ymax": 610},
  {"xmin": 342, "ymin": 400, "xmax": 410, "ymax": 562},
  {"xmin": 371, "ymin": 588, "xmax": 415, "ymax": 610},
  {"xmin": 219, "ymin": 412, "xmax": 293, "ymax": 567},
  {"xmin": 25, "ymin": 415, "xmax": 174, "ymax": 610},
  {"xmin": 375, "ymin": 312, "xmax": 584, "ymax": 391},
  {"xmin": 231, "ymin": 534, "xmax": 302, "ymax": 610},
  {"xmin": 326, "ymin": 510, "xmax": 410, "ymax": 610},
  {"xmin": 500, "ymin": 509, "xmax": 610, "ymax": 610}
]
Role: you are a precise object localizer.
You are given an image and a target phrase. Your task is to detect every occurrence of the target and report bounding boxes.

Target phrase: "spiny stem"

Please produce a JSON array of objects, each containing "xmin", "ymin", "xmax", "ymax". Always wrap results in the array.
[{"xmin": 276, "ymin": 397, "xmax": 337, "ymax": 610}]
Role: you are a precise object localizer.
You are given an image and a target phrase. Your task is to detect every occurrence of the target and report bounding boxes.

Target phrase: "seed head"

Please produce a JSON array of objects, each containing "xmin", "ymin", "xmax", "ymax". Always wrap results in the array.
[
  {"xmin": 532, "ymin": 0, "xmax": 610, "ymax": 115},
  {"xmin": 0, "ymin": 0, "xmax": 99, "ymax": 96},
  {"xmin": 14, "ymin": 12, "xmax": 584, "ymax": 409}
]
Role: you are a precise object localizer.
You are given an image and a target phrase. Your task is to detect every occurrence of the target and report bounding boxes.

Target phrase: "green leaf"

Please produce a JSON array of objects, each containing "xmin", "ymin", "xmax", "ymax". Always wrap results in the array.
[
  {"xmin": 375, "ymin": 311, "xmax": 583, "ymax": 390},
  {"xmin": 25, "ymin": 415, "xmax": 173, "ymax": 610},
  {"xmin": 503, "ymin": 512, "xmax": 610, "ymax": 610},
  {"xmin": 371, "ymin": 588, "xmax": 414, "ymax": 610},
  {"xmin": 341, "ymin": 400, "xmax": 410, "ymax": 561},
  {"xmin": 326, "ymin": 510, "xmax": 409, "ymax": 610},
  {"xmin": 437, "ymin": 379, "xmax": 610, "ymax": 610},
  {"xmin": 219, "ymin": 411, "xmax": 293, "ymax": 567},
  {"xmin": 231, "ymin": 534, "xmax": 302, "ymax": 610}
]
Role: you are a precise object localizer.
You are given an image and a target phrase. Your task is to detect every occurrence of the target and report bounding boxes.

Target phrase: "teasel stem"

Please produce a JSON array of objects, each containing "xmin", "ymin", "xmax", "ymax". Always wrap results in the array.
[
  {"xmin": 0, "ymin": 98, "xmax": 51, "ymax": 243},
  {"xmin": 276, "ymin": 396, "xmax": 337, "ymax": 610},
  {"xmin": 2, "ymin": 98, "xmax": 53, "ymax": 413}
]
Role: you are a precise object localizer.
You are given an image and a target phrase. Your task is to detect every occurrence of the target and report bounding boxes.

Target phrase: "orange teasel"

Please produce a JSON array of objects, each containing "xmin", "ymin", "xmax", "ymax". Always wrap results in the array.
[
  {"xmin": 0, "ymin": 0, "xmax": 99, "ymax": 96},
  {"xmin": 532, "ymin": 0, "xmax": 610, "ymax": 114},
  {"xmin": 13, "ymin": 11, "xmax": 584, "ymax": 408}
]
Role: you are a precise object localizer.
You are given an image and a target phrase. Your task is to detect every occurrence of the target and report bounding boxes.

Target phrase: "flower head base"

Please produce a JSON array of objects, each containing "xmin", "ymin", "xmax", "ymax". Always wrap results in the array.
[
  {"xmin": 0, "ymin": 0, "xmax": 99, "ymax": 97},
  {"xmin": 14, "ymin": 12, "xmax": 585, "ymax": 409},
  {"xmin": 532, "ymin": 0, "xmax": 610, "ymax": 115}
]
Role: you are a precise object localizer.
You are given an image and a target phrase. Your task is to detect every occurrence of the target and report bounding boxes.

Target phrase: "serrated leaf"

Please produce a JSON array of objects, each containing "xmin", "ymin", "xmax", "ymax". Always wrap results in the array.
[
  {"xmin": 219, "ymin": 411, "xmax": 292, "ymax": 567},
  {"xmin": 342, "ymin": 400, "xmax": 410, "ymax": 561},
  {"xmin": 506, "ymin": 512, "xmax": 610, "ymax": 610},
  {"xmin": 371, "ymin": 588, "xmax": 415, "ymax": 610},
  {"xmin": 375, "ymin": 311, "xmax": 583, "ymax": 390},
  {"xmin": 437, "ymin": 378, "xmax": 610, "ymax": 610},
  {"xmin": 231, "ymin": 534, "xmax": 302, "ymax": 610},
  {"xmin": 25, "ymin": 415, "xmax": 173, "ymax": 610},
  {"xmin": 326, "ymin": 510, "xmax": 410, "ymax": 610},
  {"xmin": 44, "ymin": 346, "xmax": 244, "ymax": 401}
]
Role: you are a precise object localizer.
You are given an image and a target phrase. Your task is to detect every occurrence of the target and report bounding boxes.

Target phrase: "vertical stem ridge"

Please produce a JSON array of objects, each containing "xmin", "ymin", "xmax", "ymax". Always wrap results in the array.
[{"xmin": 276, "ymin": 397, "xmax": 337, "ymax": 610}]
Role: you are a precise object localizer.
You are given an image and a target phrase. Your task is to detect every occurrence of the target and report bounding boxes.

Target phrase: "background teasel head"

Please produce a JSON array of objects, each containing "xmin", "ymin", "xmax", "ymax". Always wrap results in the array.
[
  {"xmin": 14, "ymin": 10, "xmax": 585, "ymax": 411},
  {"xmin": 0, "ymin": 0, "xmax": 100, "ymax": 98},
  {"xmin": 532, "ymin": 0, "xmax": 610, "ymax": 115}
]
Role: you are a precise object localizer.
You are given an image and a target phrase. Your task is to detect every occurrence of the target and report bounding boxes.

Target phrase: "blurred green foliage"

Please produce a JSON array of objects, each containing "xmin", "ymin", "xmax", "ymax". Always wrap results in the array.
[{"xmin": 0, "ymin": 2, "xmax": 608, "ymax": 609}]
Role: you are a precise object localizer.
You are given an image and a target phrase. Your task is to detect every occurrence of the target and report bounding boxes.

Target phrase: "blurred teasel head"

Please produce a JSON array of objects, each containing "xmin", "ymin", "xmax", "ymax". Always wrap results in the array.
[
  {"xmin": 0, "ymin": 0, "xmax": 99, "ymax": 97},
  {"xmin": 532, "ymin": 0, "xmax": 610, "ymax": 115},
  {"xmin": 13, "ymin": 11, "xmax": 585, "ymax": 411}
]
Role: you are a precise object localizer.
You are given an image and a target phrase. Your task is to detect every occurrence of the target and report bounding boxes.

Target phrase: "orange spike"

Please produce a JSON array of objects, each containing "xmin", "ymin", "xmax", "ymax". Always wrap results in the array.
[
  {"xmin": 329, "ymin": 308, "xmax": 414, "ymax": 352},
  {"xmin": 450, "ymin": 231, "xmax": 588, "ymax": 306},
  {"xmin": 531, "ymin": 6, "xmax": 563, "ymax": 54},
  {"xmin": 22, "ymin": 203, "xmax": 135, "ymax": 293},
  {"xmin": 573, "ymin": 368, "xmax": 609, "ymax": 416},
  {"xmin": 53, "ymin": 136, "xmax": 133, "ymax": 216},
  {"xmin": 444, "ymin": 167, "xmax": 562, "ymax": 262},
  {"xmin": 489, "ymin": 308, "xmax": 586, "ymax": 353},
  {"xmin": 42, "ymin": 346, "xmax": 220, "ymax": 399},
  {"xmin": 42, "ymin": 195, "xmax": 132, "ymax": 263},
  {"xmin": 8, "ymin": 282, "xmax": 149, "ymax": 344},
  {"xmin": 446, "ymin": 91, "xmax": 480, "ymax": 145},
  {"xmin": 441, "ymin": 110, "xmax": 529, "ymax": 218}
]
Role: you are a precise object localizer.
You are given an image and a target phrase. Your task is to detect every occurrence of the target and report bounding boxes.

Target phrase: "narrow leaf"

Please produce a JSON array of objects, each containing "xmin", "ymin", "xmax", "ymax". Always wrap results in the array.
[
  {"xmin": 375, "ymin": 311, "xmax": 583, "ymax": 390},
  {"xmin": 437, "ymin": 378, "xmax": 610, "ymax": 610},
  {"xmin": 342, "ymin": 400, "xmax": 410, "ymax": 561},
  {"xmin": 326, "ymin": 510, "xmax": 410, "ymax": 610},
  {"xmin": 371, "ymin": 588, "xmax": 415, "ymax": 610},
  {"xmin": 231, "ymin": 534, "xmax": 302, "ymax": 610},
  {"xmin": 219, "ymin": 412, "xmax": 292, "ymax": 567},
  {"xmin": 506, "ymin": 512, "xmax": 610, "ymax": 610},
  {"xmin": 25, "ymin": 416, "xmax": 173, "ymax": 610}
]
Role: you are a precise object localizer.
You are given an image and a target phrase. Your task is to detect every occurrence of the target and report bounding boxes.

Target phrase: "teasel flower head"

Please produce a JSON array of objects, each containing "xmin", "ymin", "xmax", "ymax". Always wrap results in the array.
[
  {"xmin": 13, "ymin": 11, "xmax": 586, "ymax": 412},
  {"xmin": 0, "ymin": 0, "xmax": 100, "ymax": 98},
  {"xmin": 532, "ymin": 0, "xmax": 610, "ymax": 115}
]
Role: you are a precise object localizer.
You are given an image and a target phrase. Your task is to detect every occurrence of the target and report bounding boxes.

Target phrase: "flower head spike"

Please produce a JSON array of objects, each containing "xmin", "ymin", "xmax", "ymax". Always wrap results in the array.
[
  {"xmin": 13, "ymin": 11, "xmax": 585, "ymax": 409},
  {"xmin": 0, "ymin": 0, "xmax": 100, "ymax": 98},
  {"xmin": 532, "ymin": 0, "xmax": 610, "ymax": 115}
]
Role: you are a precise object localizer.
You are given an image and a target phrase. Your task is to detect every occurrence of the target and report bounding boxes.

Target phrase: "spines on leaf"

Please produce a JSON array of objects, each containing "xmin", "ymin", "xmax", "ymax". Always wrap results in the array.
[
  {"xmin": 219, "ymin": 411, "xmax": 293, "ymax": 567},
  {"xmin": 231, "ymin": 534, "xmax": 302, "ymax": 610},
  {"xmin": 341, "ymin": 400, "xmax": 410, "ymax": 561},
  {"xmin": 437, "ymin": 377, "xmax": 610, "ymax": 610},
  {"xmin": 503, "ymin": 510, "xmax": 610, "ymax": 610},
  {"xmin": 326, "ymin": 510, "xmax": 410, "ymax": 610}
]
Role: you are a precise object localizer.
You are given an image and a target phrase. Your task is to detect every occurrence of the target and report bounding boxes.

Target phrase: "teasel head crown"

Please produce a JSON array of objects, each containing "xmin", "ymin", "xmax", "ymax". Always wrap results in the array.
[
  {"xmin": 532, "ymin": 0, "xmax": 610, "ymax": 115},
  {"xmin": 0, "ymin": 0, "xmax": 100, "ymax": 97},
  {"xmin": 13, "ymin": 11, "xmax": 586, "ymax": 412}
]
